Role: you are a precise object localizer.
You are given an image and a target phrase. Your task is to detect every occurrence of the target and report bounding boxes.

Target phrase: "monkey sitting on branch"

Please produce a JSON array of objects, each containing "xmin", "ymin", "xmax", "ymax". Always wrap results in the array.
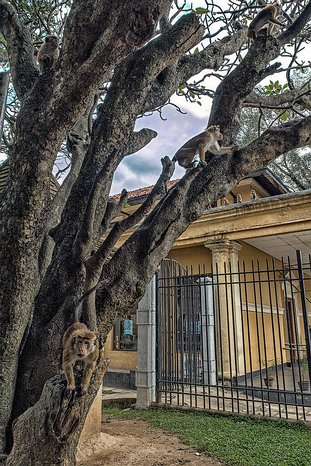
[
  {"xmin": 62, "ymin": 322, "xmax": 99, "ymax": 396},
  {"xmin": 37, "ymin": 35, "xmax": 59, "ymax": 73},
  {"xmin": 172, "ymin": 125, "xmax": 237, "ymax": 169},
  {"xmin": 247, "ymin": 3, "xmax": 284, "ymax": 40}
]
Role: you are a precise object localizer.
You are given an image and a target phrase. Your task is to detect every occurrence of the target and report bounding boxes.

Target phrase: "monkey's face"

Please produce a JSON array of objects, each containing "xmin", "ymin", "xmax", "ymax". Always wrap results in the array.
[
  {"xmin": 207, "ymin": 125, "xmax": 223, "ymax": 141},
  {"xmin": 73, "ymin": 336, "xmax": 97, "ymax": 359}
]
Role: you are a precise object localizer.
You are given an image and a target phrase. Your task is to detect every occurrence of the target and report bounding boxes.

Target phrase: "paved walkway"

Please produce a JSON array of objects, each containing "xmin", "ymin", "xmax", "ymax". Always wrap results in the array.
[{"xmin": 103, "ymin": 385, "xmax": 311, "ymax": 422}]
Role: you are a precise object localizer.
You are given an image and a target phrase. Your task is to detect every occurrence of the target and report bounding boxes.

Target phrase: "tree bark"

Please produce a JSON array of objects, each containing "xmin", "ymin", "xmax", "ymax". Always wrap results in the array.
[{"xmin": 7, "ymin": 356, "xmax": 108, "ymax": 466}]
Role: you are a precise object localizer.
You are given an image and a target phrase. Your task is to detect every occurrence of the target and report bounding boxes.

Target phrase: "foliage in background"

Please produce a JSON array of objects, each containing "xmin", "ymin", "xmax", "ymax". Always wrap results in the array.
[{"xmin": 237, "ymin": 71, "xmax": 311, "ymax": 191}]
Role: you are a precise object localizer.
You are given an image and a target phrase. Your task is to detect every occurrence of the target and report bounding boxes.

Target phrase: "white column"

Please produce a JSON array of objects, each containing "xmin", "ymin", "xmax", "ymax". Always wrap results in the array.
[
  {"xmin": 136, "ymin": 277, "xmax": 156, "ymax": 408},
  {"xmin": 204, "ymin": 239, "xmax": 244, "ymax": 378}
]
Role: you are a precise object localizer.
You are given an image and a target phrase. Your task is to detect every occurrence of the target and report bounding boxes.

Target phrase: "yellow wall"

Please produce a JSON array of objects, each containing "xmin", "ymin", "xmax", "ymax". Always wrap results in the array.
[{"xmin": 168, "ymin": 245, "xmax": 212, "ymax": 271}]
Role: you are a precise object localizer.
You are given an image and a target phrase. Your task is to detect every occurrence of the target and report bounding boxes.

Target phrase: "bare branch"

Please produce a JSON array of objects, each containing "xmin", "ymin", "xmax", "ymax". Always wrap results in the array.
[
  {"xmin": 279, "ymin": 0, "xmax": 311, "ymax": 45},
  {"xmin": 125, "ymin": 128, "xmax": 158, "ymax": 156},
  {"xmin": 99, "ymin": 188, "xmax": 128, "ymax": 235},
  {"xmin": 244, "ymin": 89, "xmax": 311, "ymax": 109}
]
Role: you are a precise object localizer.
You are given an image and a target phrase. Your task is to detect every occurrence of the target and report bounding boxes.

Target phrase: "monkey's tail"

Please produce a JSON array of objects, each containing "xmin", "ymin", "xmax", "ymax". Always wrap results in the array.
[{"xmin": 73, "ymin": 281, "xmax": 103, "ymax": 322}]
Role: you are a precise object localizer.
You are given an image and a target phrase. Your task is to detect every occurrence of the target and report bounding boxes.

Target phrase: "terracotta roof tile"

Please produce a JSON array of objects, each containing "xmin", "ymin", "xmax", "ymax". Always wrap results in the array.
[{"xmin": 111, "ymin": 179, "xmax": 179, "ymax": 202}]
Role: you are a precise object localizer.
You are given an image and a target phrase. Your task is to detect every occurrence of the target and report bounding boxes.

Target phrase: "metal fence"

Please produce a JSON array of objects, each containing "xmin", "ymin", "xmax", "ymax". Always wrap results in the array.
[{"xmin": 156, "ymin": 251, "xmax": 311, "ymax": 421}]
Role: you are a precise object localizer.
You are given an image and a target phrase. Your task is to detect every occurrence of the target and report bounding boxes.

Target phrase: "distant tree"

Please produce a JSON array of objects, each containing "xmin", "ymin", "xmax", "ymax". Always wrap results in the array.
[
  {"xmin": 270, "ymin": 148, "xmax": 311, "ymax": 190},
  {"xmin": 237, "ymin": 71, "xmax": 311, "ymax": 191},
  {"xmin": 0, "ymin": 1, "xmax": 311, "ymax": 464}
]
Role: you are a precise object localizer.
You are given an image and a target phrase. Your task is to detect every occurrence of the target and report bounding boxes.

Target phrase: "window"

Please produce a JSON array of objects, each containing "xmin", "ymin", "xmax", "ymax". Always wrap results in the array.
[{"xmin": 113, "ymin": 307, "xmax": 137, "ymax": 351}]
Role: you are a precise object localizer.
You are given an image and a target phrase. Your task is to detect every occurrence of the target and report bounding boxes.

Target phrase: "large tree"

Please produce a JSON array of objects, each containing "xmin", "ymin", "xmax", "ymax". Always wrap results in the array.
[{"xmin": 0, "ymin": 0, "xmax": 311, "ymax": 464}]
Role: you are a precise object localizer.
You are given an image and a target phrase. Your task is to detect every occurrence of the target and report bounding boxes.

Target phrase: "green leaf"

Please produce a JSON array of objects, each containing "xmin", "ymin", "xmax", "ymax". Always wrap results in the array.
[
  {"xmin": 280, "ymin": 111, "xmax": 288, "ymax": 121},
  {"xmin": 195, "ymin": 7, "xmax": 208, "ymax": 14}
]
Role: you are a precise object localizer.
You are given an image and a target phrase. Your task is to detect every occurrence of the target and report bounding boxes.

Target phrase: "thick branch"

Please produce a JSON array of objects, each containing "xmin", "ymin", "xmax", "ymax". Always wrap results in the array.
[
  {"xmin": 61, "ymin": 0, "xmax": 167, "ymax": 74},
  {"xmin": 279, "ymin": 0, "xmax": 311, "ymax": 45},
  {"xmin": 244, "ymin": 89, "xmax": 306, "ymax": 108},
  {"xmin": 0, "ymin": 1, "xmax": 39, "ymax": 99},
  {"xmin": 208, "ymin": 34, "xmax": 281, "ymax": 139}
]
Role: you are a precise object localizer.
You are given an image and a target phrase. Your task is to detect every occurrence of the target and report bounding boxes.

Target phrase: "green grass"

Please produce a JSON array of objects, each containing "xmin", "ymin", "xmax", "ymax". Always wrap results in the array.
[{"xmin": 103, "ymin": 406, "xmax": 311, "ymax": 466}]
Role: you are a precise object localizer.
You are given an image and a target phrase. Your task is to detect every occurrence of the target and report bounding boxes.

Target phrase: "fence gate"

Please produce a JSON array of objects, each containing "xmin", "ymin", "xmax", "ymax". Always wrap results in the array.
[{"xmin": 156, "ymin": 252, "xmax": 311, "ymax": 421}]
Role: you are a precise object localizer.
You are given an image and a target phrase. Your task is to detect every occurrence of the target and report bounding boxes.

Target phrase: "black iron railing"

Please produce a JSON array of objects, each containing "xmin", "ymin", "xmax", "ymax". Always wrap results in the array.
[{"xmin": 156, "ymin": 252, "xmax": 311, "ymax": 421}]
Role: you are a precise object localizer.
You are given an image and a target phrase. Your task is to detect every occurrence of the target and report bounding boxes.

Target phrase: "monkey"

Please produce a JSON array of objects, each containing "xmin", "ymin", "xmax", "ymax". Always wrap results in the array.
[
  {"xmin": 236, "ymin": 193, "xmax": 243, "ymax": 203},
  {"xmin": 37, "ymin": 35, "xmax": 59, "ymax": 73},
  {"xmin": 61, "ymin": 282, "xmax": 106, "ymax": 395},
  {"xmin": 62, "ymin": 322, "xmax": 99, "ymax": 395},
  {"xmin": 172, "ymin": 125, "xmax": 237, "ymax": 169},
  {"xmin": 250, "ymin": 189, "xmax": 258, "ymax": 200},
  {"xmin": 247, "ymin": 3, "xmax": 284, "ymax": 40}
]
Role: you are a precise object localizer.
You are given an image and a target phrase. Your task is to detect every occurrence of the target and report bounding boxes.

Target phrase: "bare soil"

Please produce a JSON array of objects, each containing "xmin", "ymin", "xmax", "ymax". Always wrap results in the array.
[{"xmin": 77, "ymin": 417, "xmax": 224, "ymax": 466}]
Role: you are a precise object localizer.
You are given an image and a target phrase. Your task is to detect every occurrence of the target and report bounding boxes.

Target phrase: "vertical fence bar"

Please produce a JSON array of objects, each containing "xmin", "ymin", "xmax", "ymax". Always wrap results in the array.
[
  {"xmin": 272, "ymin": 257, "xmax": 288, "ymax": 419},
  {"xmin": 296, "ymin": 251, "xmax": 311, "ymax": 388},
  {"xmin": 282, "ymin": 256, "xmax": 299, "ymax": 419},
  {"xmin": 288, "ymin": 256, "xmax": 306, "ymax": 420},
  {"xmin": 242, "ymin": 260, "xmax": 256, "ymax": 415},
  {"xmin": 215, "ymin": 261, "xmax": 225, "ymax": 410},
  {"xmin": 237, "ymin": 260, "xmax": 250, "ymax": 414},
  {"xmin": 251, "ymin": 259, "xmax": 265, "ymax": 415},
  {"xmin": 224, "ymin": 261, "xmax": 234, "ymax": 412},
  {"xmin": 257, "ymin": 259, "xmax": 271, "ymax": 417},
  {"xmin": 229, "ymin": 260, "xmax": 240, "ymax": 413}
]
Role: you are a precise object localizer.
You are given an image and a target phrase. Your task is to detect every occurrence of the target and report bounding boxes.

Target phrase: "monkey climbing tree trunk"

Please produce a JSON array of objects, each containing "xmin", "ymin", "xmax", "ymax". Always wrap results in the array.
[{"xmin": 6, "ymin": 357, "xmax": 108, "ymax": 466}]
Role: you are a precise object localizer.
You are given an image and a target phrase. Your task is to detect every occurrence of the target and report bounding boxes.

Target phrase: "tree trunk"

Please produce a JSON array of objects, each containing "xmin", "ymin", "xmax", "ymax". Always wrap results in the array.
[{"xmin": 7, "ymin": 357, "xmax": 108, "ymax": 466}]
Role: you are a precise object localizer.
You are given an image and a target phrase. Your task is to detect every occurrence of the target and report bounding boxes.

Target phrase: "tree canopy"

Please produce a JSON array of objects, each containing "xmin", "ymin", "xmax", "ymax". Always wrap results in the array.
[{"xmin": 0, "ymin": 1, "xmax": 311, "ymax": 464}]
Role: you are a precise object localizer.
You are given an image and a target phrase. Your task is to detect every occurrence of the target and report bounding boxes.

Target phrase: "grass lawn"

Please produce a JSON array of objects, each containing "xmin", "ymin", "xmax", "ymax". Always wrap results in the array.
[{"xmin": 104, "ymin": 407, "xmax": 311, "ymax": 466}]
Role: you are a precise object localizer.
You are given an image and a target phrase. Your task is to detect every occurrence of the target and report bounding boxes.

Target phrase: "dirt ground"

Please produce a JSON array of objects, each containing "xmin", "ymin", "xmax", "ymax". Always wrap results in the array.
[{"xmin": 77, "ymin": 417, "xmax": 224, "ymax": 466}]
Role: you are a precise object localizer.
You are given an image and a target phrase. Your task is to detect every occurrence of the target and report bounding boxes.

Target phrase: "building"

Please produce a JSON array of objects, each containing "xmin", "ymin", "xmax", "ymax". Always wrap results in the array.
[{"xmin": 104, "ymin": 168, "xmax": 311, "ymax": 393}]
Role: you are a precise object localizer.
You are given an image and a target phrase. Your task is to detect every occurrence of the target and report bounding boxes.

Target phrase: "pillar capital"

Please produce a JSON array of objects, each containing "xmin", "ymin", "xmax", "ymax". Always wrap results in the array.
[
  {"xmin": 204, "ymin": 239, "xmax": 242, "ymax": 255},
  {"xmin": 204, "ymin": 238, "xmax": 232, "ymax": 254},
  {"xmin": 230, "ymin": 241, "xmax": 242, "ymax": 255}
]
